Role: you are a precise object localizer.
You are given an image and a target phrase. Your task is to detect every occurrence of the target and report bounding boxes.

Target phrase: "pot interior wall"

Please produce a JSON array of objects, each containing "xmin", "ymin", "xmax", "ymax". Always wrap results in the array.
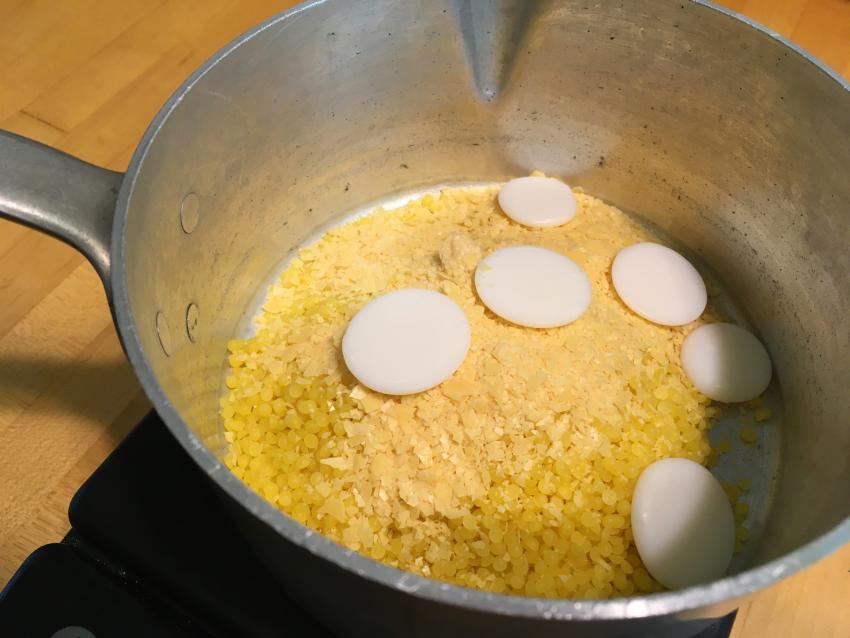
[{"xmin": 121, "ymin": 0, "xmax": 850, "ymax": 571}]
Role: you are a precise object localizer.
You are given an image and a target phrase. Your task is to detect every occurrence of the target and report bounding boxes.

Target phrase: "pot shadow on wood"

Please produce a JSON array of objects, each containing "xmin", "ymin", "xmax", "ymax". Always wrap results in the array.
[{"xmin": 0, "ymin": 354, "xmax": 149, "ymax": 442}]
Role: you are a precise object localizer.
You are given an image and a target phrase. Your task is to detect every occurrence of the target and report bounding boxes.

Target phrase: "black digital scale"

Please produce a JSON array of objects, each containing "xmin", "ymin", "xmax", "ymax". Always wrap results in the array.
[{"xmin": 0, "ymin": 413, "xmax": 736, "ymax": 637}]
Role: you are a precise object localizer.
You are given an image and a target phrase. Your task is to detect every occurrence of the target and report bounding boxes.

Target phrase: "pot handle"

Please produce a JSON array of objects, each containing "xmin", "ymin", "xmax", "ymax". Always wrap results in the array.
[{"xmin": 0, "ymin": 130, "xmax": 123, "ymax": 298}]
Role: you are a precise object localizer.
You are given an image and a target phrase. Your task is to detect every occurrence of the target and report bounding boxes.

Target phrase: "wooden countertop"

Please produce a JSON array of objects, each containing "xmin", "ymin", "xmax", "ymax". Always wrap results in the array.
[{"xmin": 0, "ymin": 1, "xmax": 848, "ymax": 635}]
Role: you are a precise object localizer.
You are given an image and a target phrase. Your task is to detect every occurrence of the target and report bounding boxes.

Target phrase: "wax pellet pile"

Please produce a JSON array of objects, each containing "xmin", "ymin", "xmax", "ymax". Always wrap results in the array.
[{"xmin": 219, "ymin": 182, "xmax": 739, "ymax": 599}]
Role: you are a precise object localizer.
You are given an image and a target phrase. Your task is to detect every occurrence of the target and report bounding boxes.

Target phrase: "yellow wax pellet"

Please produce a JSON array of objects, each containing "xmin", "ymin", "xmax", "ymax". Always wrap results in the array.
[
  {"xmin": 736, "ymin": 478, "xmax": 752, "ymax": 492},
  {"xmin": 739, "ymin": 428, "xmax": 758, "ymax": 445},
  {"xmin": 754, "ymin": 407, "xmax": 772, "ymax": 422}
]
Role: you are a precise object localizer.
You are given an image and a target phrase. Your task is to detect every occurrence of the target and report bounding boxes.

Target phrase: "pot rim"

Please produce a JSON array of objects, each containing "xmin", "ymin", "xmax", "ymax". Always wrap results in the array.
[{"xmin": 111, "ymin": 0, "xmax": 850, "ymax": 622}]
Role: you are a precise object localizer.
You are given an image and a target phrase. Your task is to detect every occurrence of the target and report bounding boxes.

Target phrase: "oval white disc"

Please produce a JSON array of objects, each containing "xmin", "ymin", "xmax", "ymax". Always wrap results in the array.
[
  {"xmin": 342, "ymin": 289, "xmax": 470, "ymax": 395},
  {"xmin": 474, "ymin": 246, "xmax": 591, "ymax": 328},
  {"xmin": 681, "ymin": 323, "xmax": 772, "ymax": 403},
  {"xmin": 632, "ymin": 458, "xmax": 735, "ymax": 590},
  {"xmin": 498, "ymin": 176, "xmax": 577, "ymax": 228},
  {"xmin": 612, "ymin": 242, "xmax": 707, "ymax": 326}
]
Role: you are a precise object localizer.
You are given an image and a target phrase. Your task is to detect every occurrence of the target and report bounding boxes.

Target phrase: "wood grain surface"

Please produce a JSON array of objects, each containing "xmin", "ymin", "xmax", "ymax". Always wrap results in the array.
[{"xmin": 0, "ymin": 1, "xmax": 848, "ymax": 636}]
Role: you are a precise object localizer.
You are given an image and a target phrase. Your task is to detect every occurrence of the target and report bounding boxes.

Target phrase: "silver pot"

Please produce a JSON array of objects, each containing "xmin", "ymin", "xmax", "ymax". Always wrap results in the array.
[{"xmin": 2, "ymin": 1, "xmax": 848, "ymax": 636}]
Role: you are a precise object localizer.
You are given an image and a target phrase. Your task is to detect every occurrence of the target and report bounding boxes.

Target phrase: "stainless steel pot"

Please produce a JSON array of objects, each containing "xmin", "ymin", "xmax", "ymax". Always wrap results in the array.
[{"xmin": 1, "ymin": 1, "xmax": 848, "ymax": 636}]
